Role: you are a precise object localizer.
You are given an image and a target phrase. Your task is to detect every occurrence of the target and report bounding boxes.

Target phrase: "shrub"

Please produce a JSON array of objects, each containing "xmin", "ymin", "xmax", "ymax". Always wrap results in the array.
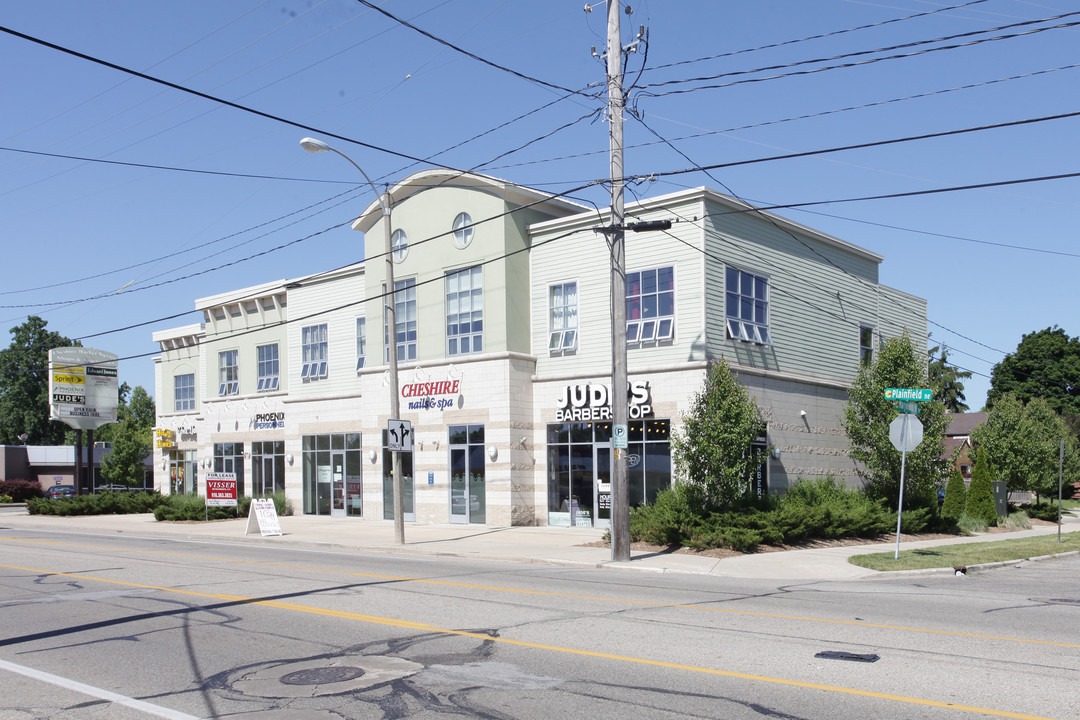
[
  {"xmin": 999, "ymin": 511, "xmax": 1032, "ymax": 531},
  {"xmin": 957, "ymin": 512, "xmax": 989, "ymax": 534},
  {"xmin": 1021, "ymin": 502, "xmax": 1062, "ymax": 522},
  {"xmin": 941, "ymin": 468, "xmax": 967, "ymax": 521},
  {"xmin": 0, "ymin": 494, "xmax": 12, "ymax": 503},
  {"xmin": 965, "ymin": 453, "xmax": 998, "ymax": 526},
  {"xmin": 27, "ymin": 491, "xmax": 167, "ymax": 516},
  {"xmin": 0, "ymin": 479, "xmax": 44, "ymax": 502},
  {"xmin": 153, "ymin": 492, "xmax": 291, "ymax": 522},
  {"xmin": 629, "ymin": 483, "xmax": 703, "ymax": 546}
]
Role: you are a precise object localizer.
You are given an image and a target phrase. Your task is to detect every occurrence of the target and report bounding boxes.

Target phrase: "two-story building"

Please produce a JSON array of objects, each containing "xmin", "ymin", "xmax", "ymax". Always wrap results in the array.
[{"xmin": 153, "ymin": 169, "xmax": 927, "ymax": 528}]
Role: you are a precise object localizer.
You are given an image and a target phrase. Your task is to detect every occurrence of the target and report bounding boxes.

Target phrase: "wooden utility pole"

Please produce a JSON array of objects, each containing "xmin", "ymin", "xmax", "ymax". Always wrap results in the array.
[{"xmin": 607, "ymin": 1, "xmax": 630, "ymax": 563}]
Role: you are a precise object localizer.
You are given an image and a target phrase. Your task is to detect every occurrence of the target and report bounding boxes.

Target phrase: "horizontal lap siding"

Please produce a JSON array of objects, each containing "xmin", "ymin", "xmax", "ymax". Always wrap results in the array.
[
  {"xmin": 531, "ymin": 199, "xmax": 705, "ymax": 378},
  {"xmin": 704, "ymin": 203, "xmax": 882, "ymax": 385},
  {"xmin": 289, "ymin": 271, "xmax": 366, "ymax": 400}
]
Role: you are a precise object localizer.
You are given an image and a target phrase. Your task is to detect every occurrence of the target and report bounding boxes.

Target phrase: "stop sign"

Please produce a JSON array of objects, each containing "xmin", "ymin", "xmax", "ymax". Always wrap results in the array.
[{"xmin": 889, "ymin": 414, "xmax": 923, "ymax": 452}]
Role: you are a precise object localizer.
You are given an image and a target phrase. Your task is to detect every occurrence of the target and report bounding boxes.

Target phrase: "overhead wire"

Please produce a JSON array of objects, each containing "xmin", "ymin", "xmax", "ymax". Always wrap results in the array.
[{"xmin": 638, "ymin": 15, "xmax": 1080, "ymax": 97}]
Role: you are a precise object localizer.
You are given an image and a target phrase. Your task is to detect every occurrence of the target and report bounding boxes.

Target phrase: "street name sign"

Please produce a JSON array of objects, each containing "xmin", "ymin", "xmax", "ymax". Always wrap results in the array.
[{"xmin": 884, "ymin": 388, "xmax": 932, "ymax": 402}]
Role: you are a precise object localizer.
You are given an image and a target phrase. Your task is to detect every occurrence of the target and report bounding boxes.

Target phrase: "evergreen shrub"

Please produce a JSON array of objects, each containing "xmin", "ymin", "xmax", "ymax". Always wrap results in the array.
[
  {"xmin": 941, "ymin": 467, "xmax": 967, "ymax": 522},
  {"xmin": 965, "ymin": 453, "xmax": 998, "ymax": 525}
]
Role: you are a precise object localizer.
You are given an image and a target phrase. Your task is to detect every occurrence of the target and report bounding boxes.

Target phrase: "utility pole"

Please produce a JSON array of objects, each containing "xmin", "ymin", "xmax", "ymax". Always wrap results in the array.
[
  {"xmin": 606, "ymin": 0, "xmax": 630, "ymax": 563},
  {"xmin": 384, "ymin": 189, "xmax": 405, "ymax": 546}
]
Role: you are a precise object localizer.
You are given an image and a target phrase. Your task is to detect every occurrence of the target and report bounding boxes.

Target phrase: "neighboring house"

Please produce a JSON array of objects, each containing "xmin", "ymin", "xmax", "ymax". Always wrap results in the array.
[
  {"xmin": 942, "ymin": 412, "xmax": 987, "ymax": 482},
  {"xmin": 152, "ymin": 170, "xmax": 928, "ymax": 528},
  {"xmin": 0, "ymin": 444, "xmax": 153, "ymax": 493}
]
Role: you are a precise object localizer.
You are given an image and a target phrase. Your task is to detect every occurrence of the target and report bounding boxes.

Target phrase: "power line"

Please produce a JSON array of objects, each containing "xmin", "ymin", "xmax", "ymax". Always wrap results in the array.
[
  {"xmin": 352, "ymin": 0, "xmax": 590, "ymax": 98},
  {"xmin": 0, "ymin": 146, "xmax": 361, "ymax": 184},
  {"xmin": 638, "ymin": 15, "xmax": 1080, "ymax": 97},
  {"xmin": 644, "ymin": 0, "xmax": 990, "ymax": 73}
]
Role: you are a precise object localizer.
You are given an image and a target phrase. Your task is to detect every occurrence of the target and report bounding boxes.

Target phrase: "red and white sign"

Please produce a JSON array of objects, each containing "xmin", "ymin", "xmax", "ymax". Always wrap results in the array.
[{"xmin": 205, "ymin": 472, "xmax": 238, "ymax": 507}]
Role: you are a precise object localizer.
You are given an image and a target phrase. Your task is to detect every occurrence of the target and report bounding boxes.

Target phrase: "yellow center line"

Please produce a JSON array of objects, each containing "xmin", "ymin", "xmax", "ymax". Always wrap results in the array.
[
  {"xmin": 4, "ymin": 535, "xmax": 1077, "ymax": 650},
  {"xmin": 0, "ymin": 562, "xmax": 1057, "ymax": 720}
]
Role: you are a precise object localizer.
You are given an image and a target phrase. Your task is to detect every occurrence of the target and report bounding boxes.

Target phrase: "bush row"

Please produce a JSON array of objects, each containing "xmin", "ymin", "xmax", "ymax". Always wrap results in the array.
[
  {"xmin": 27, "ymin": 490, "xmax": 168, "ymax": 516},
  {"xmin": 629, "ymin": 477, "xmax": 947, "ymax": 553},
  {"xmin": 1, "ymin": 479, "xmax": 44, "ymax": 503},
  {"xmin": 26, "ymin": 491, "xmax": 291, "ymax": 520}
]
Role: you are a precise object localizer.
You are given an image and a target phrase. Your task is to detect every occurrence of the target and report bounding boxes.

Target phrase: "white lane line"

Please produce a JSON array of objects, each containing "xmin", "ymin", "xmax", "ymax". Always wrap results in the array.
[{"xmin": 0, "ymin": 659, "xmax": 202, "ymax": 720}]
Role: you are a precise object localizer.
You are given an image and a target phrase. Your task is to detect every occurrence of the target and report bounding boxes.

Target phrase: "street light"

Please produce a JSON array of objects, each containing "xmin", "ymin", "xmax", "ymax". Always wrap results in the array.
[{"xmin": 300, "ymin": 137, "xmax": 405, "ymax": 545}]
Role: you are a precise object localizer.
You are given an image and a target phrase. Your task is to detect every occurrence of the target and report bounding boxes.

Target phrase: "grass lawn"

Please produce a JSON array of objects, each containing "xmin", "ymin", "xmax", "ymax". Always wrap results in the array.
[{"xmin": 849, "ymin": 532, "xmax": 1080, "ymax": 571}]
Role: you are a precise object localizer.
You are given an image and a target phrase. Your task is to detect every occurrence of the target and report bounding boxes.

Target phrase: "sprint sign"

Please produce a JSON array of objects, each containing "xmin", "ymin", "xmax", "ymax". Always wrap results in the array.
[{"xmin": 205, "ymin": 472, "xmax": 238, "ymax": 507}]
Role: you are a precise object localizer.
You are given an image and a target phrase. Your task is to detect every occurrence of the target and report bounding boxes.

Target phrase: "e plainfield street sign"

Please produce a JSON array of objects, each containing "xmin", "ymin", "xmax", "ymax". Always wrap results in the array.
[{"xmin": 884, "ymin": 388, "xmax": 933, "ymax": 402}]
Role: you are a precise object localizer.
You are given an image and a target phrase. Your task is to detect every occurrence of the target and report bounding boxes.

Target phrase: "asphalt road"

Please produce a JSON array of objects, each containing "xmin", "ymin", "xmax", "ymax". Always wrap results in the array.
[{"xmin": 1, "ymin": 526, "xmax": 1077, "ymax": 720}]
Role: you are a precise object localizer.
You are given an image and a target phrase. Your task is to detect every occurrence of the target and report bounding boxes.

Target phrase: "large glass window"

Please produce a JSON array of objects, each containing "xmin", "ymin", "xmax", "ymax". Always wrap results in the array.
[
  {"xmin": 218, "ymin": 350, "xmax": 239, "ymax": 396},
  {"xmin": 301, "ymin": 324, "xmax": 328, "ymax": 381},
  {"xmin": 174, "ymin": 373, "xmax": 195, "ymax": 412},
  {"xmin": 257, "ymin": 344, "xmax": 279, "ymax": 392},
  {"xmin": 381, "ymin": 430, "xmax": 414, "ymax": 520},
  {"xmin": 626, "ymin": 267, "xmax": 674, "ymax": 345},
  {"xmin": 302, "ymin": 433, "xmax": 363, "ymax": 516},
  {"xmin": 213, "ymin": 442, "xmax": 245, "ymax": 497},
  {"xmin": 548, "ymin": 282, "xmax": 578, "ymax": 353},
  {"xmin": 384, "ymin": 279, "xmax": 417, "ymax": 362},
  {"xmin": 726, "ymin": 266, "xmax": 770, "ymax": 345},
  {"xmin": 251, "ymin": 441, "xmax": 285, "ymax": 496},
  {"xmin": 168, "ymin": 449, "xmax": 197, "ymax": 495},
  {"xmin": 446, "ymin": 266, "xmax": 483, "ymax": 356}
]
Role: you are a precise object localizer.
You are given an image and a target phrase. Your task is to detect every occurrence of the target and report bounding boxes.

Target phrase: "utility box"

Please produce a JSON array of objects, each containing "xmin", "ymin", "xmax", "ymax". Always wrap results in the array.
[{"xmin": 992, "ymin": 481, "xmax": 1008, "ymax": 518}]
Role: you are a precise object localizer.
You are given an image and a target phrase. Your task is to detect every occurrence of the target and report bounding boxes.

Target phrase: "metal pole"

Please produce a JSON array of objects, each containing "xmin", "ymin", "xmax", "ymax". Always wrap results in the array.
[
  {"xmin": 894, "ymin": 412, "xmax": 909, "ymax": 560},
  {"xmin": 607, "ymin": 0, "xmax": 630, "ymax": 563},
  {"xmin": 383, "ymin": 193, "xmax": 405, "ymax": 546},
  {"xmin": 1058, "ymin": 438, "xmax": 1064, "ymax": 544}
]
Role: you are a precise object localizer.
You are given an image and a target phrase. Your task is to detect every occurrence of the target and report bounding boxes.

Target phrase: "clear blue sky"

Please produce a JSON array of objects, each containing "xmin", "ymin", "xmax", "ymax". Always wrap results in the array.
[{"xmin": 2, "ymin": 0, "xmax": 1077, "ymax": 411}]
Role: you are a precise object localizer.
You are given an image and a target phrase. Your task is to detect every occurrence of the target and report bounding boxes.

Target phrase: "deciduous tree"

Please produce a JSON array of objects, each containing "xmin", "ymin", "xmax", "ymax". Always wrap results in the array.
[
  {"xmin": 988, "ymin": 326, "xmax": 1080, "ymax": 415},
  {"xmin": 671, "ymin": 359, "xmax": 763, "ymax": 512},
  {"xmin": 842, "ymin": 331, "xmax": 950, "ymax": 509},
  {"xmin": 0, "ymin": 317, "xmax": 79, "ymax": 445}
]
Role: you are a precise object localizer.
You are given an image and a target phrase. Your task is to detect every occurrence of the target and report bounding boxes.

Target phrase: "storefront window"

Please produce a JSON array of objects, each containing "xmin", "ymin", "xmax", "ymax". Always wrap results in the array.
[
  {"xmin": 168, "ymin": 449, "xmax": 197, "ymax": 495},
  {"xmin": 448, "ymin": 424, "xmax": 485, "ymax": 524},
  {"xmin": 381, "ymin": 429, "xmax": 414, "ymax": 520},
  {"xmin": 251, "ymin": 441, "xmax": 285, "ymax": 497},
  {"xmin": 546, "ymin": 419, "xmax": 671, "ymax": 527},
  {"xmin": 213, "ymin": 442, "xmax": 245, "ymax": 496},
  {"xmin": 301, "ymin": 433, "xmax": 362, "ymax": 516}
]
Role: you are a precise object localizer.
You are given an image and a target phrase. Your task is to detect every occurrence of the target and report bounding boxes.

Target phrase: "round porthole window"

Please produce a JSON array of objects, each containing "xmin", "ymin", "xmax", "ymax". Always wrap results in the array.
[
  {"xmin": 391, "ymin": 229, "xmax": 408, "ymax": 262},
  {"xmin": 453, "ymin": 212, "xmax": 473, "ymax": 249}
]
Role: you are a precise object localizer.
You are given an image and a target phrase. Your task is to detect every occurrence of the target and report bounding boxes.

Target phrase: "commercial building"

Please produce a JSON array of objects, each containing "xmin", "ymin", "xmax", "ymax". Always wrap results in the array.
[{"xmin": 152, "ymin": 170, "xmax": 926, "ymax": 527}]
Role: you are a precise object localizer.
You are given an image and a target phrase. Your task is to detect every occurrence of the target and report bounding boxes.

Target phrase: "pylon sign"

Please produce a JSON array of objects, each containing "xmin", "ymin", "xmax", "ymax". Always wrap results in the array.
[{"xmin": 48, "ymin": 347, "xmax": 119, "ymax": 430}]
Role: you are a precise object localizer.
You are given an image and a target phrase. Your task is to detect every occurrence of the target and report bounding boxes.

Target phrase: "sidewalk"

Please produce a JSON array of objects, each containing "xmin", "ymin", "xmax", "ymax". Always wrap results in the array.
[{"xmin": 2, "ymin": 507, "xmax": 1077, "ymax": 580}]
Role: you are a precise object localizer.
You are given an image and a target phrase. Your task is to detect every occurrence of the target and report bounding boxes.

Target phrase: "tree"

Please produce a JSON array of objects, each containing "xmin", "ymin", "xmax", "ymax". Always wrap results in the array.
[
  {"xmin": 965, "ymin": 452, "xmax": 997, "ymax": 525},
  {"xmin": 941, "ymin": 467, "xmax": 966, "ymax": 522},
  {"xmin": 842, "ymin": 331, "xmax": 950, "ymax": 509},
  {"xmin": 0, "ymin": 317, "xmax": 80, "ymax": 445},
  {"xmin": 928, "ymin": 345, "xmax": 971, "ymax": 413},
  {"xmin": 671, "ymin": 359, "xmax": 763, "ymax": 512},
  {"xmin": 970, "ymin": 393, "xmax": 1080, "ymax": 501},
  {"xmin": 99, "ymin": 416, "xmax": 151, "ymax": 487},
  {"xmin": 987, "ymin": 326, "xmax": 1080, "ymax": 415}
]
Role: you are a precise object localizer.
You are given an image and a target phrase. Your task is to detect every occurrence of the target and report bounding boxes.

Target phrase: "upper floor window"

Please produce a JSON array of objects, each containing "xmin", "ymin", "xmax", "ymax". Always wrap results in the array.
[
  {"xmin": 257, "ymin": 344, "xmax": 279, "ymax": 392},
  {"xmin": 218, "ymin": 350, "xmax": 239, "ymax": 396},
  {"xmin": 391, "ymin": 229, "xmax": 408, "ymax": 262},
  {"xmin": 301, "ymin": 324, "xmax": 328, "ymax": 381},
  {"xmin": 453, "ymin": 212, "xmax": 473, "ymax": 249},
  {"xmin": 385, "ymin": 279, "xmax": 417, "ymax": 362},
  {"xmin": 356, "ymin": 317, "xmax": 367, "ymax": 370},
  {"xmin": 175, "ymin": 373, "xmax": 195, "ymax": 412},
  {"xmin": 860, "ymin": 325, "xmax": 874, "ymax": 366},
  {"xmin": 725, "ymin": 266, "xmax": 770, "ymax": 345},
  {"xmin": 446, "ymin": 266, "xmax": 483, "ymax": 356},
  {"xmin": 626, "ymin": 266, "xmax": 674, "ymax": 345},
  {"xmin": 548, "ymin": 282, "xmax": 578, "ymax": 353}
]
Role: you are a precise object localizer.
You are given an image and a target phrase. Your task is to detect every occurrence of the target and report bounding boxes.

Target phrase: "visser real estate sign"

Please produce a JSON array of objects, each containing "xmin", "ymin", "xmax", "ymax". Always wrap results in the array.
[{"xmin": 48, "ymin": 347, "xmax": 119, "ymax": 430}]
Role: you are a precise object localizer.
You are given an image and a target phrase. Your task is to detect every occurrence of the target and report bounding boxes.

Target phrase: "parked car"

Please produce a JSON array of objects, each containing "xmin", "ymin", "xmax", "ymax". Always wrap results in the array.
[{"xmin": 47, "ymin": 485, "xmax": 76, "ymax": 499}]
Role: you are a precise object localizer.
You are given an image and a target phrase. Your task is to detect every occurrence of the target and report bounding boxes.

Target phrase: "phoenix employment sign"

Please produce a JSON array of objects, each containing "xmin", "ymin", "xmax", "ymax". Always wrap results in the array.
[{"xmin": 48, "ymin": 347, "xmax": 119, "ymax": 430}]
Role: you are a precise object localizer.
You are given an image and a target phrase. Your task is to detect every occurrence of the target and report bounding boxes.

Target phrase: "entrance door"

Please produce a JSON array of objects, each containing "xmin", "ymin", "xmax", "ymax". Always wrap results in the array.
[
  {"xmin": 569, "ymin": 445, "xmax": 594, "ymax": 527},
  {"xmin": 330, "ymin": 451, "xmax": 346, "ymax": 518},
  {"xmin": 449, "ymin": 444, "xmax": 486, "ymax": 524}
]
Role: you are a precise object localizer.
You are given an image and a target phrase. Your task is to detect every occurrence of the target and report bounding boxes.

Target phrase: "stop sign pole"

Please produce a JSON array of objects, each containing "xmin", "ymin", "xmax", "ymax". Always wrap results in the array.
[{"xmin": 886, "ymin": 388, "xmax": 931, "ymax": 559}]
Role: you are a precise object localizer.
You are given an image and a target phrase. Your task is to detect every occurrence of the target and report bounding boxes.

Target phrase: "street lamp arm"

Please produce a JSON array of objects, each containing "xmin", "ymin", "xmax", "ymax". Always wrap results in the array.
[{"xmin": 299, "ymin": 137, "xmax": 389, "ymax": 217}]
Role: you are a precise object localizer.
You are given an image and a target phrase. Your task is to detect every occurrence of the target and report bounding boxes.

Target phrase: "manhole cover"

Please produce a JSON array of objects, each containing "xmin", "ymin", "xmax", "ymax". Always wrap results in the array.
[{"xmin": 280, "ymin": 666, "xmax": 365, "ymax": 686}]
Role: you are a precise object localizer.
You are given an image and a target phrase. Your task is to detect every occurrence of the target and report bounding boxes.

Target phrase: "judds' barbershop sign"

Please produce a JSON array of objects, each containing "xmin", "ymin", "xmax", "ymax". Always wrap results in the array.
[{"xmin": 555, "ymin": 380, "xmax": 652, "ymax": 421}]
